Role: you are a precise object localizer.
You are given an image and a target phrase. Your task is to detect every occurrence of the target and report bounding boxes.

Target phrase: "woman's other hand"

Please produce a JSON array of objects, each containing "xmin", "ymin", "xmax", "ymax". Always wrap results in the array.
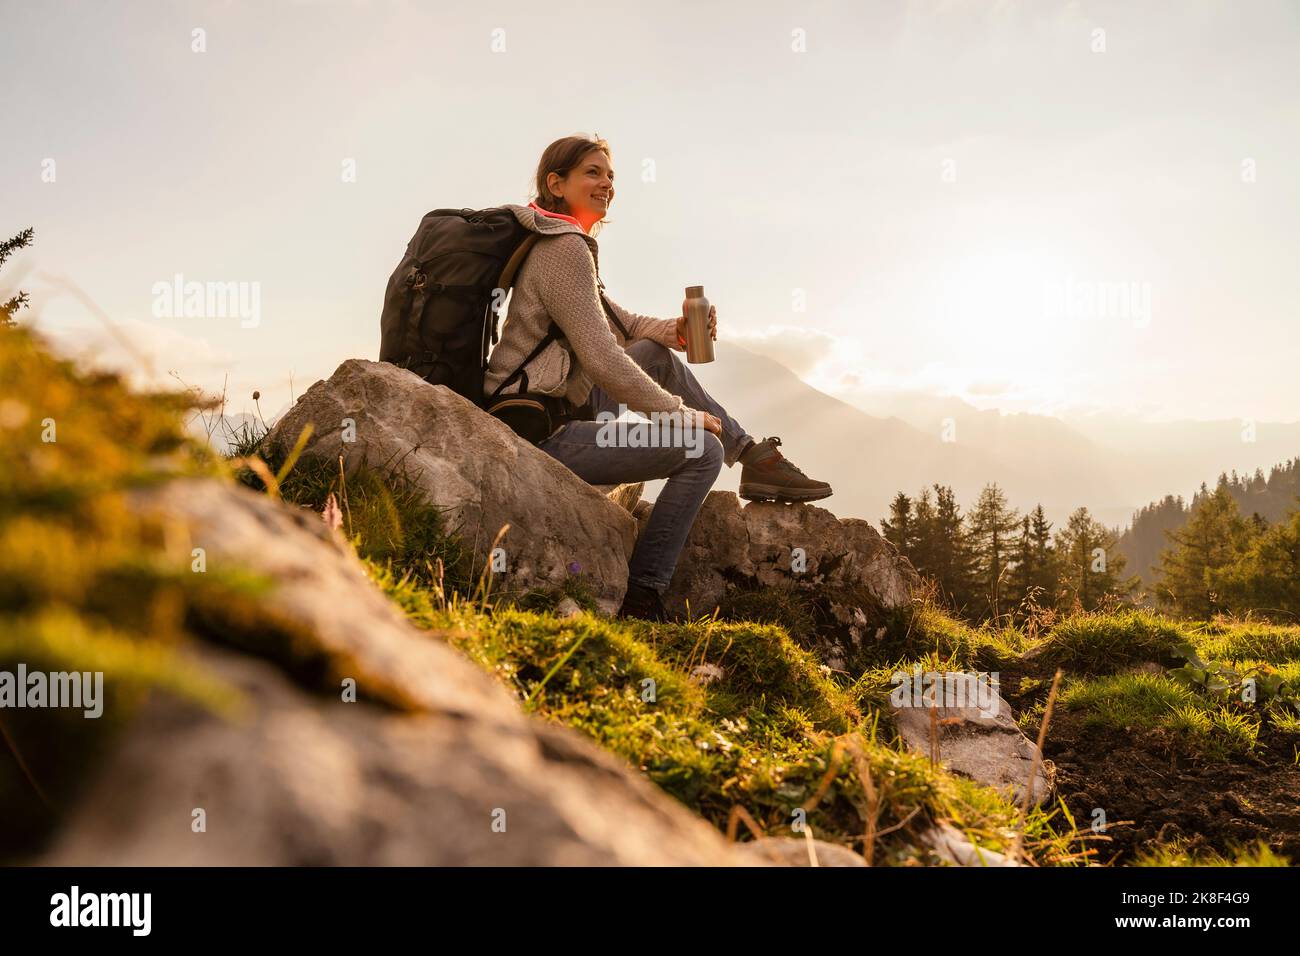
[
  {"xmin": 673, "ymin": 304, "xmax": 717, "ymax": 351},
  {"xmin": 682, "ymin": 406, "xmax": 722, "ymax": 436}
]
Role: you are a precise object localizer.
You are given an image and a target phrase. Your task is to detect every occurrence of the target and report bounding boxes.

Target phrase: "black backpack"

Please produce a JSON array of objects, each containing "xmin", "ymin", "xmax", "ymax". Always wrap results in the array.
[
  {"xmin": 379, "ymin": 206, "xmax": 534, "ymax": 406},
  {"xmin": 378, "ymin": 204, "xmax": 631, "ymax": 410}
]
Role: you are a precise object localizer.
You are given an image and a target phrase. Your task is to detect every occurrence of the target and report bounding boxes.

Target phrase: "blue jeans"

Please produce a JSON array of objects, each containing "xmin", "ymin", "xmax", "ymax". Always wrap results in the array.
[{"xmin": 537, "ymin": 339, "xmax": 755, "ymax": 593}]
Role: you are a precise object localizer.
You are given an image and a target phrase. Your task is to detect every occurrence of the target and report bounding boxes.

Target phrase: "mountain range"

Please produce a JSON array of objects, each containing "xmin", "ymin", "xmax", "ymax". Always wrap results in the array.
[{"xmin": 646, "ymin": 343, "xmax": 1300, "ymax": 535}]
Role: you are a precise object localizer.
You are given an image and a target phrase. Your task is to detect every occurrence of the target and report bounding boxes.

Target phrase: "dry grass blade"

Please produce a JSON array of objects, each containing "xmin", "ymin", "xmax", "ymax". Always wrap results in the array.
[
  {"xmin": 274, "ymin": 423, "xmax": 315, "ymax": 487},
  {"xmin": 725, "ymin": 804, "xmax": 766, "ymax": 843},
  {"xmin": 236, "ymin": 454, "xmax": 279, "ymax": 498},
  {"xmin": 841, "ymin": 736, "xmax": 883, "ymax": 865},
  {"xmin": 471, "ymin": 523, "xmax": 511, "ymax": 610},
  {"xmin": 0, "ymin": 716, "xmax": 50, "ymax": 809},
  {"xmin": 802, "ymin": 824, "xmax": 820, "ymax": 867},
  {"xmin": 1011, "ymin": 667, "xmax": 1063, "ymax": 864},
  {"xmin": 929, "ymin": 703, "xmax": 940, "ymax": 767},
  {"xmin": 800, "ymin": 738, "xmax": 844, "ymax": 815}
]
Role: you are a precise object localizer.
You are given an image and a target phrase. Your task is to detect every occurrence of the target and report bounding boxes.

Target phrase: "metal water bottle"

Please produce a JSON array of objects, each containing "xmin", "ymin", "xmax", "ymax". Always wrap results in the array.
[{"xmin": 682, "ymin": 285, "xmax": 714, "ymax": 364}]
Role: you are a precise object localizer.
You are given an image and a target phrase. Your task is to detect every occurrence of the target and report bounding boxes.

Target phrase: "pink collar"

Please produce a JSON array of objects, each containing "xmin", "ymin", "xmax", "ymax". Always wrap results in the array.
[{"xmin": 528, "ymin": 199, "xmax": 589, "ymax": 233}]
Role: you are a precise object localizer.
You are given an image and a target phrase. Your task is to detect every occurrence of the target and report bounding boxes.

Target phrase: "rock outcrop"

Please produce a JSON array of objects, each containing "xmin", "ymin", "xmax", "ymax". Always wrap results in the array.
[
  {"xmin": 647, "ymin": 491, "xmax": 918, "ymax": 619},
  {"xmin": 34, "ymin": 479, "xmax": 754, "ymax": 866},
  {"xmin": 267, "ymin": 359, "xmax": 638, "ymax": 614}
]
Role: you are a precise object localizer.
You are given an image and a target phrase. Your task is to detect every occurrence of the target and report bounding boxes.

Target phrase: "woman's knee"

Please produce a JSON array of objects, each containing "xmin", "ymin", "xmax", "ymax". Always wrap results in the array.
[
  {"xmin": 625, "ymin": 338, "xmax": 674, "ymax": 371},
  {"xmin": 684, "ymin": 431, "xmax": 724, "ymax": 473}
]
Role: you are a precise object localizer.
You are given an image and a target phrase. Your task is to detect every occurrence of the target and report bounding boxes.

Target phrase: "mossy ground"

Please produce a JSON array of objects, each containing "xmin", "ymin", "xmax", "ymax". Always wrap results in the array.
[
  {"xmin": 375, "ymin": 556, "xmax": 1296, "ymax": 865},
  {"xmin": 379, "ymin": 573, "xmax": 1084, "ymax": 865}
]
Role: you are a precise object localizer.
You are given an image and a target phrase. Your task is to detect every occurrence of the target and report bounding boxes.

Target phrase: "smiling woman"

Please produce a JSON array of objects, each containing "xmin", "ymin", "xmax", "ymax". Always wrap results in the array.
[{"xmin": 481, "ymin": 133, "xmax": 834, "ymax": 621}]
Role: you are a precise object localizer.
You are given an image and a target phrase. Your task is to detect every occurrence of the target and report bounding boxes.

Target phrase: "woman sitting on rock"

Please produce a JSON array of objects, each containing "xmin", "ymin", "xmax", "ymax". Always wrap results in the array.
[{"xmin": 484, "ymin": 134, "xmax": 832, "ymax": 621}]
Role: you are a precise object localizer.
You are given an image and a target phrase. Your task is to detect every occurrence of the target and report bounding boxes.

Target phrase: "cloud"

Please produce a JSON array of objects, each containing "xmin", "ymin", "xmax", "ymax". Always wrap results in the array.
[
  {"xmin": 965, "ymin": 379, "xmax": 1015, "ymax": 397},
  {"xmin": 30, "ymin": 315, "xmax": 233, "ymax": 391},
  {"xmin": 724, "ymin": 324, "xmax": 840, "ymax": 377},
  {"xmin": 19, "ymin": 271, "xmax": 235, "ymax": 392}
]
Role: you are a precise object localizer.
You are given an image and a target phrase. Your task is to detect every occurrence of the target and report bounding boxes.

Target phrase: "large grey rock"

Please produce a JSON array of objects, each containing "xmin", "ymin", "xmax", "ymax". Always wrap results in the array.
[
  {"xmin": 267, "ymin": 359, "xmax": 637, "ymax": 613},
  {"xmin": 642, "ymin": 491, "xmax": 920, "ymax": 624},
  {"xmin": 36, "ymin": 478, "xmax": 755, "ymax": 866},
  {"xmin": 37, "ymin": 642, "xmax": 752, "ymax": 866},
  {"xmin": 890, "ymin": 674, "xmax": 1053, "ymax": 806}
]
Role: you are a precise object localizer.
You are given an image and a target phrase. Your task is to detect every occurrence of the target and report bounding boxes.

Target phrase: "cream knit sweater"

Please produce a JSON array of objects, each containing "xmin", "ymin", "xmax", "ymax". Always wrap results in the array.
[{"xmin": 483, "ymin": 203, "xmax": 689, "ymax": 417}]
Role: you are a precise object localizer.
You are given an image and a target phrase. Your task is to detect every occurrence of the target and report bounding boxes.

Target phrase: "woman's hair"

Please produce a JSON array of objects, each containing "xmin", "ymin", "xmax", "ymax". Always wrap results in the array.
[{"xmin": 531, "ymin": 134, "xmax": 612, "ymax": 236}]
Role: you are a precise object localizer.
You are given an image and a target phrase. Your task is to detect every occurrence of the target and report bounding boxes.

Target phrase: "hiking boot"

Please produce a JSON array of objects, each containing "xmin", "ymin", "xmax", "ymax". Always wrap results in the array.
[
  {"xmin": 738, "ymin": 436, "xmax": 833, "ymax": 503},
  {"xmin": 617, "ymin": 580, "xmax": 668, "ymax": 621}
]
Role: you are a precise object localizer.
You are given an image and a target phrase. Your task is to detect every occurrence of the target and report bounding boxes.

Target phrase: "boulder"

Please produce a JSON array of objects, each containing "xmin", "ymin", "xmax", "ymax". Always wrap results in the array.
[
  {"xmin": 639, "ymin": 490, "xmax": 920, "ymax": 628},
  {"xmin": 890, "ymin": 674, "xmax": 1053, "ymax": 806},
  {"xmin": 35, "ymin": 478, "xmax": 756, "ymax": 866},
  {"xmin": 266, "ymin": 359, "xmax": 637, "ymax": 613},
  {"xmin": 37, "ymin": 641, "xmax": 754, "ymax": 866}
]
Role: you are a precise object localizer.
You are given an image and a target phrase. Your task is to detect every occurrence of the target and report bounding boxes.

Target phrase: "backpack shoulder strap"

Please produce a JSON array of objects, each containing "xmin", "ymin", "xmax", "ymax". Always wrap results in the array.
[
  {"xmin": 598, "ymin": 289, "xmax": 632, "ymax": 340},
  {"xmin": 488, "ymin": 296, "xmax": 627, "ymax": 400},
  {"xmin": 497, "ymin": 233, "xmax": 539, "ymax": 292},
  {"xmin": 488, "ymin": 239, "xmax": 634, "ymax": 399},
  {"xmin": 489, "ymin": 323, "xmax": 559, "ymax": 398}
]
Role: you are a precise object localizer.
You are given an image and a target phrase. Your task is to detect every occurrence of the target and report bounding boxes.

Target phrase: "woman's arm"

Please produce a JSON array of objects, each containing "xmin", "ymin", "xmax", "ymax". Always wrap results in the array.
[
  {"xmin": 602, "ymin": 296, "xmax": 680, "ymax": 350},
  {"xmin": 530, "ymin": 235, "xmax": 688, "ymax": 416}
]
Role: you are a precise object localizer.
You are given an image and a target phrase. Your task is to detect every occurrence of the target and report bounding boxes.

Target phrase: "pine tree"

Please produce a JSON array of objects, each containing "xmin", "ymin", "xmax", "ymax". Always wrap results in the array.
[
  {"xmin": 1213, "ymin": 508, "xmax": 1300, "ymax": 618},
  {"xmin": 967, "ymin": 483, "xmax": 1021, "ymax": 621},
  {"xmin": 931, "ymin": 484, "xmax": 978, "ymax": 616},
  {"xmin": 1155, "ymin": 486, "xmax": 1254, "ymax": 619},
  {"xmin": 1008, "ymin": 515, "xmax": 1035, "ymax": 614},
  {"xmin": 1056, "ymin": 507, "xmax": 1136, "ymax": 611},
  {"xmin": 881, "ymin": 492, "xmax": 915, "ymax": 556},
  {"xmin": 1008, "ymin": 504, "xmax": 1059, "ymax": 615},
  {"xmin": 1030, "ymin": 504, "xmax": 1057, "ymax": 597},
  {"xmin": 909, "ymin": 487, "xmax": 939, "ymax": 577}
]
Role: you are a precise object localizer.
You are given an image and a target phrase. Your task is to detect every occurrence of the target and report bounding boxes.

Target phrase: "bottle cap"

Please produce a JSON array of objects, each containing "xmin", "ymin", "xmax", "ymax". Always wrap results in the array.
[{"xmin": 685, "ymin": 285, "xmax": 705, "ymax": 297}]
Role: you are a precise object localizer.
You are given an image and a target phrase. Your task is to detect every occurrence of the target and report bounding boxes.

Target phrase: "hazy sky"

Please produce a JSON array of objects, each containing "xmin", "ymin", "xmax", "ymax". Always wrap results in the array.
[{"xmin": 4, "ymin": 0, "xmax": 1297, "ymax": 424}]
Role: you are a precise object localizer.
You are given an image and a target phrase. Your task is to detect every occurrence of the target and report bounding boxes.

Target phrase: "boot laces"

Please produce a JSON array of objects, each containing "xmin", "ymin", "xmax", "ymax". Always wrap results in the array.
[{"xmin": 760, "ymin": 436, "xmax": 809, "ymax": 477}]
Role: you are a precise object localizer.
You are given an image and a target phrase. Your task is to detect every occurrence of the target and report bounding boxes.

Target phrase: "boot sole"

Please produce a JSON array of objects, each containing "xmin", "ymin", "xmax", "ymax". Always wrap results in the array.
[{"xmin": 739, "ymin": 483, "xmax": 833, "ymax": 503}]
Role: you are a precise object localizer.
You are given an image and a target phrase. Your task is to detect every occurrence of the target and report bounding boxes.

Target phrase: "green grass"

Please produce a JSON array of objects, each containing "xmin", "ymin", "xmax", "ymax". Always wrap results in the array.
[
  {"xmin": 1031, "ymin": 608, "xmax": 1193, "ymax": 674},
  {"xmin": 368, "ymin": 565, "xmax": 1087, "ymax": 865},
  {"xmin": 1058, "ymin": 673, "xmax": 1262, "ymax": 759},
  {"xmin": 1190, "ymin": 618, "xmax": 1300, "ymax": 665},
  {"xmin": 894, "ymin": 602, "xmax": 1030, "ymax": 670},
  {"xmin": 1132, "ymin": 838, "xmax": 1290, "ymax": 867},
  {"xmin": 374, "ymin": 546, "xmax": 1300, "ymax": 860}
]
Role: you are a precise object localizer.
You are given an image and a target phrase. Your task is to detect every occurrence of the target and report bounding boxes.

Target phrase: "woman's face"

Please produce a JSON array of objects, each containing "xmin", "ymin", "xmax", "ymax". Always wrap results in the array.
[{"xmin": 547, "ymin": 149, "xmax": 614, "ymax": 220}]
